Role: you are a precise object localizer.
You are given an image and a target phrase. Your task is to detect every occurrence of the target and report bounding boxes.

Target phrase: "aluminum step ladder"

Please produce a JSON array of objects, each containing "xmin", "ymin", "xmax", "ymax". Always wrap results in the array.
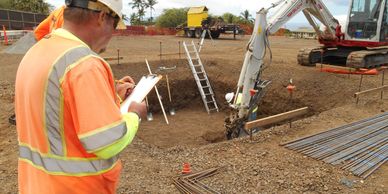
[{"xmin": 183, "ymin": 41, "xmax": 219, "ymax": 113}]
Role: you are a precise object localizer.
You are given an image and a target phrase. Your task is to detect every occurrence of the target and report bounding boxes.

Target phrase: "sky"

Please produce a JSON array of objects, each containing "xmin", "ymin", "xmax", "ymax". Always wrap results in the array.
[{"xmin": 47, "ymin": 0, "xmax": 349, "ymax": 29}]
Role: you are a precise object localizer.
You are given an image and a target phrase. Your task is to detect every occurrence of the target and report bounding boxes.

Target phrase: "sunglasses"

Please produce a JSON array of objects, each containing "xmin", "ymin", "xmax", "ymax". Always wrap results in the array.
[
  {"xmin": 93, "ymin": 9, "xmax": 119, "ymax": 29},
  {"xmin": 112, "ymin": 15, "xmax": 120, "ymax": 29},
  {"xmin": 105, "ymin": 10, "xmax": 119, "ymax": 29}
]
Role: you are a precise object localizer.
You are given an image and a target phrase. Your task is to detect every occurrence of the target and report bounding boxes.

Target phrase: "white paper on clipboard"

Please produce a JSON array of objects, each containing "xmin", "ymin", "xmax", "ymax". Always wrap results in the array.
[{"xmin": 120, "ymin": 74, "xmax": 162, "ymax": 114}]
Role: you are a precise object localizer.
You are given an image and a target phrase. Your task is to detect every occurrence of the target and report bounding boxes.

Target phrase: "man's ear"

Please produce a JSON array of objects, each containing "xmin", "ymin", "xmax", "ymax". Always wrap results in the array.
[{"xmin": 97, "ymin": 11, "xmax": 107, "ymax": 26}]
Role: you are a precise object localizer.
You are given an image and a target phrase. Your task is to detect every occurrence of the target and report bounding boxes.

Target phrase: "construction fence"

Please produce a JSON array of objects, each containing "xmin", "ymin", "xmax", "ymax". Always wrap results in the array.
[
  {"xmin": 114, "ymin": 26, "xmax": 177, "ymax": 36},
  {"xmin": 0, "ymin": 9, "xmax": 47, "ymax": 30}
]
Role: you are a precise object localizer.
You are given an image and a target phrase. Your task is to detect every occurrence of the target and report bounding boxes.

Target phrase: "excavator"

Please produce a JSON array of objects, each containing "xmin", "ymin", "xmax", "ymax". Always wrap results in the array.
[{"xmin": 225, "ymin": 0, "xmax": 388, "ymax": 139}]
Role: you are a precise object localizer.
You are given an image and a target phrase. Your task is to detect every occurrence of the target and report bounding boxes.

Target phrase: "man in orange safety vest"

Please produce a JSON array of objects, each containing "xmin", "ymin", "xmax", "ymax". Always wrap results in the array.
[
  {"xmin": 34, "ymin": 5, "xmax": 65, "ymax": 41},
  {"xmin": 15, "ymin": 0, "xmax": 145, "ymax": 193}
]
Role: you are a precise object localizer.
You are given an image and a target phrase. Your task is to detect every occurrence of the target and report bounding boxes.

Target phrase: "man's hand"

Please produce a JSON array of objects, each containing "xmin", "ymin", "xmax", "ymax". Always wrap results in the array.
[
  {"xmin": 116, "ymin": 76, "xmax": 135, "ymax": 100},
  {"xmin": 128, "ymin": 101, "xmax": 147, "ymax": 119}
]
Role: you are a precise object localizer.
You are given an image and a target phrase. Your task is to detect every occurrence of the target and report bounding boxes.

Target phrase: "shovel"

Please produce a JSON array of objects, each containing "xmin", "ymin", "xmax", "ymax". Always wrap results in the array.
[
  {"xmin": 166, "ymin": 74, "xmax": 176, "ymax": 115},
  {"xmin": 145, "ymin": 96, "xmax": 153, "ymax": 121}
]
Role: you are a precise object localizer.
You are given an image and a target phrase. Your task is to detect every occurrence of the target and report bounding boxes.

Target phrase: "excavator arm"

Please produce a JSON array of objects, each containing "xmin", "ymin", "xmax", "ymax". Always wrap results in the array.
[{"xmin": 225, "ymin": 0, "xmax": 340, "ymax": 139}]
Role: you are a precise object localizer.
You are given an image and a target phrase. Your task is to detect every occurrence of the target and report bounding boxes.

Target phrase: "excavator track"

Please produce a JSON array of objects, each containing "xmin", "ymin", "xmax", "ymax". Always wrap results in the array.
[
  {"xmin": 297, "ymin": 47, "xmax": 323, "ymax": 66},
  {"xmin": 346, "ymin": 48, "xmax": 388, "ymax": 69},
  {"xmin": 298, "ymin": 46, "xmax": 388, "ymax": 69}
]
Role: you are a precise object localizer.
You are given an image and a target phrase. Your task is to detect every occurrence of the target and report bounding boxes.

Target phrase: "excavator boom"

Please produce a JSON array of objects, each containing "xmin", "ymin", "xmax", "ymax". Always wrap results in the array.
[{"xmin": 225, "ymin": 0, "xmax": 388, "ymax": 139}]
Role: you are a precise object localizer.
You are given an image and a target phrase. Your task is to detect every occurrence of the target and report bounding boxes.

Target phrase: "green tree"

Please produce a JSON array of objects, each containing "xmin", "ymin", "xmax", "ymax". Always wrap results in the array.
[
  {"xmin": 145, "ymin": 0, "xmax": 158, "ymax": 22},
  {"xmin": 240, "ymin": 9, "xmax": 252, "ymax": 23},
  {"xmin": 138, "ymin": 7, "xmax": 146, "ymax": 22},
  {"xmin": 155, "ymin": 8, "xmax": 188, "ymax": 28},
  {"xmin": 222, "ymin": 13, "xmax": 237, "ymax": 23},
  {"xmin": 10, "ymin": 0, "xmax": 53, "ymax": 14},
  {"xmin": 130, "ymin": 13, "xmax": 140, "ymax": 25},
  {"xmin": 129, "ymin": 0, "xmax": 146, "ymax": 23},
  {"xmin": 129, "ymin": 0, "xmax": 143, "ymax": 10},
  {"xmin": 0, "ymin": 0, "xmax": 12, "ymax": 9}
]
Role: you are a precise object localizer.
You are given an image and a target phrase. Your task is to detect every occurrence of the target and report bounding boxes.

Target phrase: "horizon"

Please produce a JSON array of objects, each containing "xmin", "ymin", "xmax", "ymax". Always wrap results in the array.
[{"xmin": 46, "ymin": 0, "xmax": 350, "ymax": 30}]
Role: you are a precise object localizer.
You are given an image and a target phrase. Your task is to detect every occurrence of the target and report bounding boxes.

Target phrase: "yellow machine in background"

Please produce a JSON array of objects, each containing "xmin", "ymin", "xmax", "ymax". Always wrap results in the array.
[
  {"xmin": 187, "ymin": 6, "xmax": 208, "ymax": 27},
  {"xmin": 182, "ymin": 6, "xmax": 240, "ymax": 39}
]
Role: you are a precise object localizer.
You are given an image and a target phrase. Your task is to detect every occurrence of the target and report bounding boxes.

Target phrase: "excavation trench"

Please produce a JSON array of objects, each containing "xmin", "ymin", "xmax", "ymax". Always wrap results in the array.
[{"xmin": 111, "ymin": 59, "xmax": 358, "ymax": 148}]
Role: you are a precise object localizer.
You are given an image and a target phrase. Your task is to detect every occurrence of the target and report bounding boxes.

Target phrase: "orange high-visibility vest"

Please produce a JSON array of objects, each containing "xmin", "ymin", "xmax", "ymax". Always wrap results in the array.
[
  {"xmin": 15, "ymin": 29, "xmax": 139, "ymax": 194},
  {"xmin": 34, "ymin": 6, "xmax": 65, "ymax": 41}
]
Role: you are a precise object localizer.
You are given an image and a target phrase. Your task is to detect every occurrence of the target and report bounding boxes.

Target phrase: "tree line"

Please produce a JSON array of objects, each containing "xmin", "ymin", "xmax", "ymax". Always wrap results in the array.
[
  {"xmin": 153, "ymin": 8, "xmax": 254, "ymax": 28},
  {"xmin": 0, "ymin": 0, "xmax": 254, "ymax": 29},
  {"xmin": 128, "ymin": 0, "xmax": 254, "ymax": 28},
  {"xmin": 0, "ymin": 0, "xmax": 53, "ymax": 15},
  {"xmin": 128, "ymin": 0, "xmax": 158, "ymax": 25}
]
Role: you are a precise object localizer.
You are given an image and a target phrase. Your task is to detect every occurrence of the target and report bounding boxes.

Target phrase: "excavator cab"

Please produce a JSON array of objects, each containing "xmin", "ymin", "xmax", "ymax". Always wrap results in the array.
[{"xmin": 346, "ymin": 0, "xmax": 388, "ymax": 42}]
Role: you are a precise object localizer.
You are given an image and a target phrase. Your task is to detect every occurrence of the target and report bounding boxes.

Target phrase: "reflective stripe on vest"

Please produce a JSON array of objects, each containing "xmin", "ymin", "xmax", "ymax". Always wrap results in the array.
[
  {"xmin": 22, "ymin": 45, "xmax": 125, "ymax": 175},
  {"xmin": 79, "ymin": 121, "xmax": 127, "ymax": 152},
  {"xmin": 19, "ymin": 145, "xmax": 118, "ymax": 175},
  {"xmin": 44, "ymin": 46, "xmax": 94, "ymax": 156}
]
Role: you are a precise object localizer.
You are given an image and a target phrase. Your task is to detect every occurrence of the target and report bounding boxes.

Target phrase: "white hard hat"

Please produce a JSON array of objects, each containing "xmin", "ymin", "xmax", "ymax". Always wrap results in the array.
[
  {"xmin": 65, "ymin": 0, "xmax": 126, "ymax": 29},
  {"xmin": 98, "ymin": 0, "xmax": 126, "ymax": 29},
  {"xmin": 225, "ymin": 92, "xmax": 235, "ymax": 103},
  {"xmin": 98, "ymin": 0, "xmax": 122, "ymax": 19}
]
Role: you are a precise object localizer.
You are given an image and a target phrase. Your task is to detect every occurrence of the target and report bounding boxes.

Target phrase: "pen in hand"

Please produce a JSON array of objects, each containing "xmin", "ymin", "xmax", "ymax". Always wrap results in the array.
[{"xmin": 115, "ymin": 80, "xmax": 136, "ymax": 88}]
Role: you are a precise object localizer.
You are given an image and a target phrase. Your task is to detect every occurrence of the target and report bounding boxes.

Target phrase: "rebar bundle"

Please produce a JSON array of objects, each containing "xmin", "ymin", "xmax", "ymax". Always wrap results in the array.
[
  {"xmin": 282, "ymin": 112, "xmax": 388, "ymax": 179},
  {"xmin": 173, "ymin": 168, "xmax": 221, "ymax": 194}
]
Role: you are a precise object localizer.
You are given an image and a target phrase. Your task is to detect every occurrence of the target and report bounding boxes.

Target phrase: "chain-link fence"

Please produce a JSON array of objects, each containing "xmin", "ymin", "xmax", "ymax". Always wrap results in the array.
[{"xmin": 0, "ymin": 9, "xmax": 47, "ymax": 30}]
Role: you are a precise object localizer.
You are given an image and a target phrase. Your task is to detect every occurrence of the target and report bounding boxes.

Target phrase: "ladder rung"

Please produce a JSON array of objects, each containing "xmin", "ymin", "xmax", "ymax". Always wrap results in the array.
[{"xmin": 185, "ymin": 41, "xmax": 218, "ymax": 114}]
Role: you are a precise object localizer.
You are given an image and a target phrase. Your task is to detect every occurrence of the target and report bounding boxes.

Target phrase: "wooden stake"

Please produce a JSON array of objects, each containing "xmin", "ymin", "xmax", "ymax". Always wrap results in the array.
[
  {"xmin": 356, "ymin": 74, "xmax": 364, "ymax": 104},
  {"xmin": 159, "ymin": 41, "xmax": 162, "ymax": 64},
  {"xmin": 381, "ymin": 69, "xmax": 385, "ymax": 100},
  {"xmin": 166, "ymin": 74, "xmax": 172, "ymax": 102},
  {"xmin": 145, "ymin": 59, "xmax": 169, "ymax": 124},
  {"xmin": 178, "ymin": 41, "xmax": 181, "ymax": 60},
  {"xmin": 117, "ymin": 49, "xmax": 120, "ymax": 65}
]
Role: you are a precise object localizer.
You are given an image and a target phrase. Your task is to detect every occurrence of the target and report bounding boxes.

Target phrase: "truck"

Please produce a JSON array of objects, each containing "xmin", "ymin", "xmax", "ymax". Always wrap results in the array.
[
  {"xmin": 182, "ymin": 6, "xmax": 240, "ymax": 39},
  {"xmin": 225, "ymin": 0, "xmax": 388, "ymax": 139}
]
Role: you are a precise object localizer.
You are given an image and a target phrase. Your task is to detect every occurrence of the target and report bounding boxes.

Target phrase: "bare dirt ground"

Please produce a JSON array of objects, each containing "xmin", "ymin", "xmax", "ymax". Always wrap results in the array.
[{"xmin": 0, "ymin": 34, "xmax": 387, "ymax": 193}]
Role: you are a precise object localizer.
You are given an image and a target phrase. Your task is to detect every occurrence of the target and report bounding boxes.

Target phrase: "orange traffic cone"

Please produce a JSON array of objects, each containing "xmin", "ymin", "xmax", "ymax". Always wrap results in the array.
[
  {"xmin": 2, "ymin": 25, "xmax": 8, "ymax": 46},
  {"xmin": 181, "ymin": 163, "xmax": 191, "ymax": 174}
]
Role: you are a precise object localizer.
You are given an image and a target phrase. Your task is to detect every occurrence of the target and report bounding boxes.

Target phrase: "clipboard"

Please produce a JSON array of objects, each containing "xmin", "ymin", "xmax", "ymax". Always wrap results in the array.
[{"xmin": 120, "ymin": 74, "xmax": 162, "ymax": 114}]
